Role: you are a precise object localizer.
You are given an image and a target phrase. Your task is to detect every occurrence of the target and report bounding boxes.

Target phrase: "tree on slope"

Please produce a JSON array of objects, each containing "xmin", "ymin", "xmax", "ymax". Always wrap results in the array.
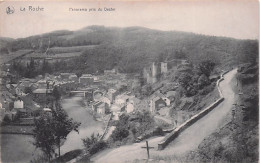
[
  {"xmin": 52, "ymin": 102, "xmax": 81, "ymax": 157},
  {"xmin": 198, "ymin": 60, "xmax": 215, "ymax": 77},
  {"xmin": 33, "ymin": 103, "xmax": 80, "ymax": 161},
  {"xmin": 33, "ymin": 113, "xmax": 56, "ymax": 161}
]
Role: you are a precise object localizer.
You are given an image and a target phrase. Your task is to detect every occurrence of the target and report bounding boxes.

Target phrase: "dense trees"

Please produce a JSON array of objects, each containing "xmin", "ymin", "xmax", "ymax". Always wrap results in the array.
[
  {"xmin": 10, "ymin": 58, "xmax": 38, "ymax": 78},
  {"xmin": 177, "ymin": 60, "xmax": 215, "ymax": 97},
  {"xmin": 25, "ymin": 58, "xmax": 37, "ymax": 78},
  {"xmin": 10, "ymin": 58, "xmax": 54, "ymax": 78},
  {"xmin": 198, "ymin": 74, "xmax": 210, "ymax": 89},
  {"xmin": 42, "ymin": 59, "xmax": 52, "ymax": 74},
  {"xmin": 198, "ymin": 60, "xmax": 215, "ymax": 77}
]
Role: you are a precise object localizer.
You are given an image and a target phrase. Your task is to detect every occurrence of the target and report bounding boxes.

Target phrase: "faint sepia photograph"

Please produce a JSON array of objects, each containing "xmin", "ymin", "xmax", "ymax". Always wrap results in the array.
[{"xmin": 0, "ymin": 1, "xmax": 259, "ymax": 163}]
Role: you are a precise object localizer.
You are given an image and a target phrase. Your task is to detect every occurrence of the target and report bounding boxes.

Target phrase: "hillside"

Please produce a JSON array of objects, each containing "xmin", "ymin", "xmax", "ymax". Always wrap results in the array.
[
  {"xmin": 0, "ymin": 26, "xmax": 258, "ymax": 74},
  {"xmin": 0, "ymin": 37, "xmax": 14, "ymax": 54},
  {"xmin": 186, "ymin": 63, "xmax": 258, "ymax": 163}
]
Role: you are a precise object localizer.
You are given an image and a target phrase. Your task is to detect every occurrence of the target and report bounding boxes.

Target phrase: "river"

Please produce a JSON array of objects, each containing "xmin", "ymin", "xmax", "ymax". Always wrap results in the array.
[
  {"xmin": 0, "ymin": 96, "xmax": 103, "ymax": 163},
  {"xmin": 60, "ymin": 96, "xmax": 104, "ymax": 155}
]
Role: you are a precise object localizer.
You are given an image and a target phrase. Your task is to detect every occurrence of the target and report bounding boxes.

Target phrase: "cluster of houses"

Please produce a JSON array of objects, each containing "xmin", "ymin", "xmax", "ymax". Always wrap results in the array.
[
  {"xmin": 88, "ymin": 85, "xmax": 136, "ymax": 120},
  {"xmin": 88, "ymin": 81, "xmax": 179, "ymax": 121},
  {"xmin": 64, "ymin": 66, "xmax": 183, "ymax": 121},
  {"xmin": 0, "ymin": 62, "xmax": 186, "ymax": 123},
  {"xmin": 0, "ymin": 65, "xmax": 142, "ymax": 122}
]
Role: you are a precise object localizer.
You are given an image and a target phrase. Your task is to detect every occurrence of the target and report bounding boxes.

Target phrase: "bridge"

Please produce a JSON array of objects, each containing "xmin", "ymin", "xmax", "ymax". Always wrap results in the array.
[{"xmin": 70, "ymin": 89, "xmax": 105, "ymax": 97}]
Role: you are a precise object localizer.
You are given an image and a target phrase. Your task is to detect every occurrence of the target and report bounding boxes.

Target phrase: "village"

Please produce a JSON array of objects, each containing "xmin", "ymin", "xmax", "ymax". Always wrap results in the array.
[
  {"xmin": 0, "ymin": 1, "xmax": 258, "ymax": 161},
  {"xmin": 0, "ymin": 60, "xmax": 189, "ymax": 138}
]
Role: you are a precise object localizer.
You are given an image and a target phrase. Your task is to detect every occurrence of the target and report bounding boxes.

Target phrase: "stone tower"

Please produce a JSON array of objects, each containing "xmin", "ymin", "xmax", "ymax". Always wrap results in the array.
[
  {"xmin": 160, "ymin": 62, "xmax": 167, "ymax": 74},
  {"xmin": 151, "ymin": 62, "xmax": 157, "ymax": 83}
]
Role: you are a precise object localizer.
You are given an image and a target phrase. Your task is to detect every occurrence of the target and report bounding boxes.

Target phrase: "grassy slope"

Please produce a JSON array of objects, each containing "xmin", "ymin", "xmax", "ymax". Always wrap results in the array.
[
  {"xmin": 0, "ymin": 49, "xmax": 33, "ymax": 64},
  {"xmin": 185, "ymin": 64, "xmax": 258, "ymax": 163}
]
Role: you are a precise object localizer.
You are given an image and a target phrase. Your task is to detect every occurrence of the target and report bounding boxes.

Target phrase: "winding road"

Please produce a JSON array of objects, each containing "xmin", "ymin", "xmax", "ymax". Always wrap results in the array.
[{"xmin": 91, "ymin": 69, "xmax": 237, "ymax": 163}]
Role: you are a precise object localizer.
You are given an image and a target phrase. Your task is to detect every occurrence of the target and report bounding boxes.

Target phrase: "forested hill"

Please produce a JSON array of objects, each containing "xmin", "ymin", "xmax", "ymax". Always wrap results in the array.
[{"xmin": 0, "ymin": 26, "xmax": 258, "ymax": 73}]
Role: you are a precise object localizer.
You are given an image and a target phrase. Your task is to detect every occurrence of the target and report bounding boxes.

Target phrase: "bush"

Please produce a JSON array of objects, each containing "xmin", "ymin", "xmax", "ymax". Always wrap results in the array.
[
  {"xmin": 137, "ymin": 127, "xmax": 164, "ymax": 141},
  {"xmin": 198, "ymin": 74, "xmax": 210, "ymax": 89},
  {"xmin": 51, "ymin": 149, "xmax": 82, "ymax": 163},
  {"xmin": 24, "ymin": 87, "xmax": 33, "ymax": 94},
  {"xmin": 82, "ymin": 133, "xmax": 99, "ymax": 149},
  {"xmin": 3, "ymin": 115, "xmax": 11, "ymax": 123},
  {"xmin": 111, "ymin": 127, "xmax": 129, "ymax": 141},
  {"xmin": 199, "ymin": 83, "xmax": 215, "ymax": 95},
  {"xmin": 30, "ymin": 154, "xmax": 49, "ymax": 163},
  {"xmin": 81, "ymin": 133, "xmax": 107, "ymax": 157},
  {"xmin": 89, "ymin": 141, "xmax": 107, "ymax": 155}
]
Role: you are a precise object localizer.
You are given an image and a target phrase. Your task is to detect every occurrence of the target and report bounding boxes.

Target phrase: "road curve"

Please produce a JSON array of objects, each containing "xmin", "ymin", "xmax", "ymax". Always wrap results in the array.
[{"xmin": 91, "ymin": 69, "xmax": 237, "ymax": 163}]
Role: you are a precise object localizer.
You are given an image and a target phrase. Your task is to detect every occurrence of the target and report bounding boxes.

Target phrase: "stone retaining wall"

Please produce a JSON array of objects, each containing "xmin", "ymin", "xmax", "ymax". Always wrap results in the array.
[
  {"xmin": 99, "ymin": 113, "xmax": 112, "ymax": 141},
  {"xmin": 158, "ymin": 70, "xmax": 230, "ymax": 150}
]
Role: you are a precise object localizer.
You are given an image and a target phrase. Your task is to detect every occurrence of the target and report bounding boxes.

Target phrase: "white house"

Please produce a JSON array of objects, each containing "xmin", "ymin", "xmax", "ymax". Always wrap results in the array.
[
  {"xmin": 112, "ymin": 111, "xmax": 121, "ymax": 120},
  {"xmin": 115, "ymin": 94, "xmax": 128, "ymax": 105},
  {"xmin": 126, "ymin": 100, "xmax": 134, "ymax": 113},
  {"xmin": 92, "ymin": 101, "xmax": 109, "ymax": 115},
  {"xmin": 14, "ymin": 99, "xmax": 24, "ymax": 109},
  {"xmin": 100, "ymin": 96, "xmax": 111, "ymax": 107},
  {"xmin": 69, "ymin": 74, "xmax": 78, "ymax": 81},
  {"xmin": 115, "ymin": 94, "xmax": 135, "ymax": 105}
]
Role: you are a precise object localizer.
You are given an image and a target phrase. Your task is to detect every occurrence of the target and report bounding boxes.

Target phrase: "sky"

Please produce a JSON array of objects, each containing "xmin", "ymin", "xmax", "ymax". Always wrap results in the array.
[{"xmin": 0, "ymin": 0, "xmax": 259, "ymax": 39}]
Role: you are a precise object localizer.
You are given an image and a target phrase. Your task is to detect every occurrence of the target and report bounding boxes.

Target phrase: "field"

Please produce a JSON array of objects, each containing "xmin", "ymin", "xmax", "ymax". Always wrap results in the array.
[
  {"xmin": 1, "ymin": 125, "xmax": 34, "ymax": 134},
  {"xmin": 49, "ymin": 45, "xmax": 97, "ymax": 53},
  {"xmin": 25, "ymin": 52, "xmax": 83, "ymax": 58},
  {"xmin": 0, "ymin": 50, "xmax": 33, "ymax": 65},
  {"xmin": 23, "ymin": 45, "xmax": 98, "ymax": 59},
  {"xmin": 0, "ymin": 134, "xmax": 41, "ymax": 163}
]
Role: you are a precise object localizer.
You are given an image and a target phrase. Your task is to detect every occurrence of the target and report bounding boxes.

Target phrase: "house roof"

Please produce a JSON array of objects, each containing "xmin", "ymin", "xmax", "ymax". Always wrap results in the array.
[
  {"xmin": 20, "ymin": 78, "xmax": 36, "ymax": 83},
  {"xmin": 150, "ymin": 92, "xmax": 170, "ymax": 102},
  {"xmin": 166, "ymin": 91, "xmax": 177, "ymax": 97},
  {"xmin": 116, "ymin": 94, "xmax": 130, "ymax": 101},
  {"xmin": 80, "ymin": 76, "xmax": 93, "ymax": 79},
  {"xmin": 108, "ymin": 88, "xmax": 117, "ymax": 93},
  {"xmin": 11, "ymin": 84, "xmax": 18, "ymax": 88},
  {"xmin": 92, "ymin": 101, "xmax": 102, "ymax": 106},
  {"xmin": 43, "ymin": 108, "xmax": 52, "ymax": 112},
  {"xmin": 110, "ymin": 104, "xmax": 124, "ymax": 112},
  {"xmin": 33, "ymin": 89, "xmax": 53, "ymax": 94},
  {"xmin": 60, "ymin": 73, "xmax": 72, "ymax": 76},
  {"xmin": 69, "ymin": 74, "xmax": 78, "ymax": 78},
  {"xmin": 168, "ymin": 96, "xmax": 175, "ymax": 101},
  {"xmin": 37, "ymin": 80, "xmax": 47, "ymax": 84},
  {"xmin": 82, "ymin": 74, "xmax": 92, "ymax": 77}
]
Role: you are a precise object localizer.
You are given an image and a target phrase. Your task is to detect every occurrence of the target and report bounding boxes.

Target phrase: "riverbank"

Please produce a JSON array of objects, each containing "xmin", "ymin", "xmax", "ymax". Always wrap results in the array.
[
  {"xmin": 0, "ymin": 134, "xmax": 41, "ymax": 163},
  {"xmin": 0, "ymin": 95, "xmax": 105, "ymax": 163},
  {"xmin": 60, "ymin": 96, "xmax": 104, "ymax": 155}
]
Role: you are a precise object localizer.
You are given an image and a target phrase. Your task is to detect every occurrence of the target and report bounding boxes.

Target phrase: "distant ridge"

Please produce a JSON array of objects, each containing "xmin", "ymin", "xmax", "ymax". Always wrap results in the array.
[{"xmin": 0, "ymin": 25, "xmax": 257, "ymax": 74}]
